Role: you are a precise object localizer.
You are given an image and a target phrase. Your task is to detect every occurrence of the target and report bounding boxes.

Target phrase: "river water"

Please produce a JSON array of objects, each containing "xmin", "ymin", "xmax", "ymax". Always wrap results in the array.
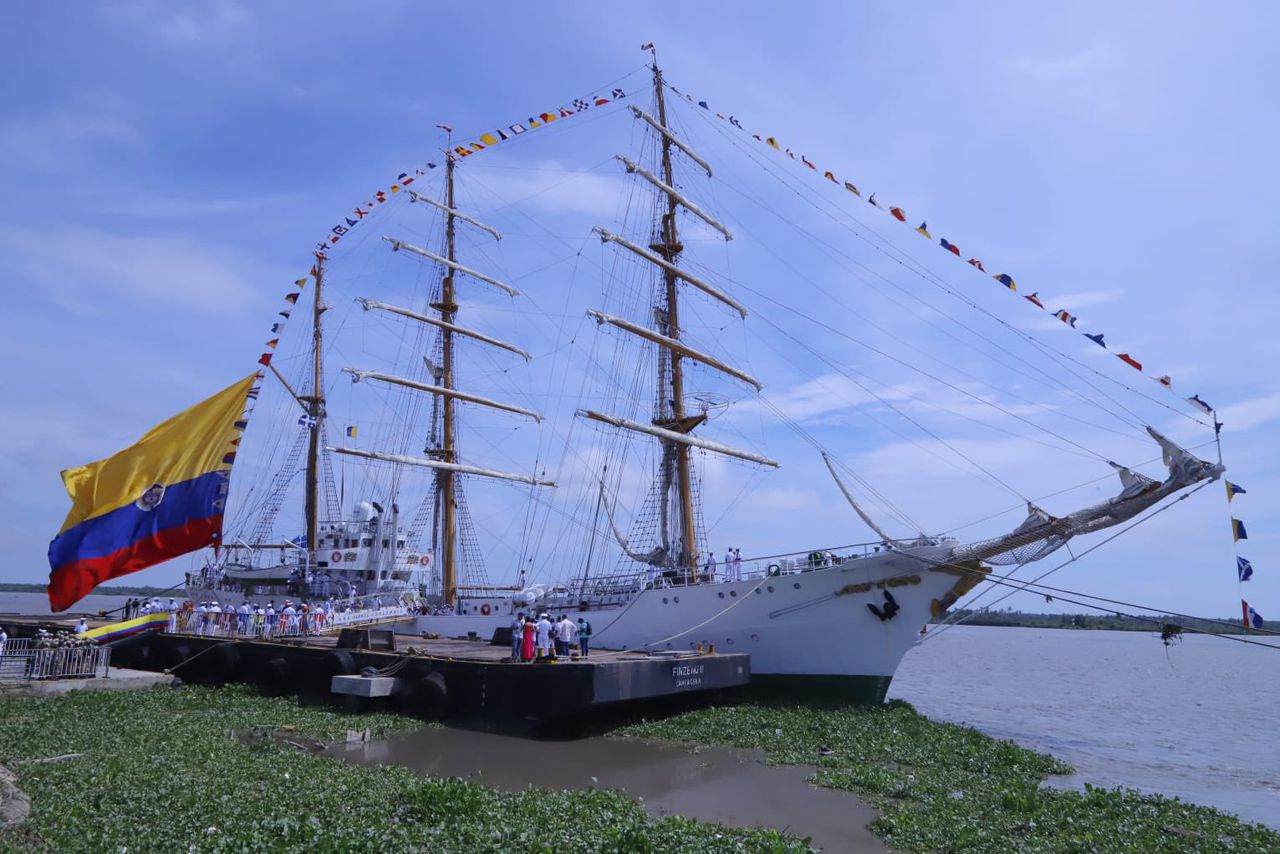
[
  {"xmin": 890, "ymin": 625, "xmax": 1279, "ymax": 828},
  {"xmin": 3, "ymin": 591, "xmax": 1275, "ymax": 827}
]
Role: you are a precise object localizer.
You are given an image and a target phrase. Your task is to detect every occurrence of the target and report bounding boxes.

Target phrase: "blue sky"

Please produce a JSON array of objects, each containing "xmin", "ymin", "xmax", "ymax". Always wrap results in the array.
[{"xmin": 3, "ymin": 2, "xmax": 1277, "ymax": 620}]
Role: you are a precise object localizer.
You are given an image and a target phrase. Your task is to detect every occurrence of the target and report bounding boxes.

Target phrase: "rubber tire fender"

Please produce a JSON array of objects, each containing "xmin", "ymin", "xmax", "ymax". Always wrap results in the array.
[
  {"xmin": 255, "ymin": 656, "xmax": 293, "ymax": 697},
  {"xmin": 404, "ymin": 671, "xmax": 449, "ymax": 720},
  {"xmin": 202, "ymin": 643, "xmax": 242, "ymax": 685}
]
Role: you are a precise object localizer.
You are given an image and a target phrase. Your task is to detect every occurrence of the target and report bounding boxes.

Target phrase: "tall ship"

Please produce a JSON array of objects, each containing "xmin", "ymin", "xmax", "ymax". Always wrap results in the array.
[{"xmin": 187, "ymin": 56, "xmax": 1225, "ymax": 702}]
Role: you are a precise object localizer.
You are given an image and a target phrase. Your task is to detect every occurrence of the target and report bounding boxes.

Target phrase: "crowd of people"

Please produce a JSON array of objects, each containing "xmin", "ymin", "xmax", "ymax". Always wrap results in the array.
[
  {"xmin": 509, "ymin": 613, "xmax": 591, "ymax": 662},
  {"xmin": 116, "ymin": 596, "xmax": 393, "ymax": 637},
  {"xmin": 701, "ymin": 547, "xmax": 745, "ymax": 582}
]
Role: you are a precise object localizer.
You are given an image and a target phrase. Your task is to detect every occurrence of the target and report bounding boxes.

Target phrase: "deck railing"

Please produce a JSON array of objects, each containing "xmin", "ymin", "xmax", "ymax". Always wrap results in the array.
[
  {"xmin": 0, "ymin": 642, "xmax": 111, "ymax": 682},
  {"xmin": 172, "ymin": 594, "xmax": 411, "ymax": 638}
]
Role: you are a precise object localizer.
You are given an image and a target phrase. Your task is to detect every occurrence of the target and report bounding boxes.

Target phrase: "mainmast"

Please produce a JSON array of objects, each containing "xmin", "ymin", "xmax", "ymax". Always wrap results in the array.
[
  {"xmin": 337, "ymin": 145, "xmax": 553, "ymax": 606},
  {"xmin": 303, "ymin": 254, "xmax": 326, "ymax": 562},
  {"xmin": 438, "ymin": 155, "xmax": 460, "ymax": 605},
  {"xmin": 652, "ymin": 65, "xmax": 699, "ymax": 583},
  {"xmin": 580, "ymin": 55, "xmax": 778, "ymax": 585}
]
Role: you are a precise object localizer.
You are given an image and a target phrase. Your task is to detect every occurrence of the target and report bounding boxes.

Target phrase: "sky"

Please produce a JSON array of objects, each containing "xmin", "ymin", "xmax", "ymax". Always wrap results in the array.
[{"xmin": 2, "ymin": 2, "xmax": 1277, "ymax": 621}]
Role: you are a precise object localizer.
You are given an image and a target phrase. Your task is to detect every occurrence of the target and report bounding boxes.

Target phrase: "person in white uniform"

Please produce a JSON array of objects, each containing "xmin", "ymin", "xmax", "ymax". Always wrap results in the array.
[
  {"xmin": 75, "ymin": 617, "xmax": 88, "ymax": 634},
  {"xmin": 167, "ymin": 598, "xmax": 179, "ymax": 632},
  {"xmin": 535, "ymin": 614, "xmax": 552, "ymax": 660},
  {"xmin": 703, "ymin": 552, "xmax": 716, "ymax": 583}
]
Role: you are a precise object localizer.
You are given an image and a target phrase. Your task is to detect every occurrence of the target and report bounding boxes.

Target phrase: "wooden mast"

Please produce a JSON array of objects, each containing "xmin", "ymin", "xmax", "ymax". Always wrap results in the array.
[
  {"xmin": 303, "ymin": 254, "xmax": 325, "ymax": 563},
  {"xmin": 438, "ymin": 153, "xmax": 460, "ymax": 605},
  {"xmin": 651, "ymin": 61, "xmax": 699, "ymax": 584}
]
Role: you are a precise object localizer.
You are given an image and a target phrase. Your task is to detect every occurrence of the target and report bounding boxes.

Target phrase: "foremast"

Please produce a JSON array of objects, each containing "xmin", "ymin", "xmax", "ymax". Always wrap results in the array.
[
  {"xmin": 581, "ymin": 57, "xmax": 778, "ymax": 585},
  {"xmin": 334, "ymin": 145, "xmax": 553, "ymax": 606}
]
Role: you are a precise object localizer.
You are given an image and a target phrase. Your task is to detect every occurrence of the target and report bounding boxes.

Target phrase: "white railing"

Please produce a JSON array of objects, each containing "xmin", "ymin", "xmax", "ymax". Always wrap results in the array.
[
  {"xmin": 0, "ymin": 644, "xmax": 111, "ymax": 682},
  {"xmin": 172, "ymin": 594, "xmax": 411, "ymax": 639}
]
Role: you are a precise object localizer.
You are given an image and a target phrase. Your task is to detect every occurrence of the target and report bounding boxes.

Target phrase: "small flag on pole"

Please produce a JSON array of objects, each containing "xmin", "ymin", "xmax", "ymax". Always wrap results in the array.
[
  {"xmin": 1086, "ymin": 333, "xmax": 1107, "ymax": 348},
  {"xmin": 994, "ymin": 273, "xmax": 1016, "ymax": 291},
  {"xmin": 939, "ymin": 238, "xmax": 961, "ymax": 256},
  {"xmin": 1242, "ymin": 600, "xmax": 1264, "ymax": 629},
  {"xmin": 1226, "ymin": 481, "xmax": 1246, "ymax": 501},
  {"xmin": 1237, "ymin": 556, "xmax": 1253, "ymax": 582},
  {"xmin": 298, "ymin": 413, "xmax": 318, "ymax": 429},
  {"xmin": 967, "ymin": 258, "xmax": 986, "ymax": 272},
  {"xmin": 346, "ymin": 425, "xmax": 358, "ymax": 438},
  {"xmin": 1054, "ymin": 310, "xmax": 1078, "ymax": 327},
  {"xmin": 889, "ymin": 206, "xmax": 907, "ymax": 222},
  {"xmin": 1231, "ymin": 518, "xmax": 1248, "ymax": 542},
  {"xmin": 1025, "ymin": 292, "xmax": 1044, "ymax": 309},
  {"xmin": 916, "ymin": 222, "xmax": 931, "ymax": 239}
]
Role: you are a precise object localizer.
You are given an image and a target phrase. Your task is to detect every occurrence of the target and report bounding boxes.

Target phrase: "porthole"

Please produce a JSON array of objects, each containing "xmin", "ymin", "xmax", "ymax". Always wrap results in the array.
[
  {"xmin": 725, "ymin": 637, "xmax": 735, "ymax": 646},
  {"xmin": 754, "ymin": 588, "xmax": 762, "ymax": 595},
  {"xmin": 750, "ymin": 633, "xmax": 760, "ymax": 642},
  {"xmin": 662, "ymin": 597, "xmax": 669, "ymax": 604},
  {"xmin": 793, "ymin": 582, "xmax": 801, "ymax": 589},
  {"xmin": 767, "ymin": 585, "xmax": 775, "ymax": 593},
  {"xmin": 673, "ymin": 596, "xmax": 680, "ymax": 603},
  {"xmin": 718, "ymin": 591, "xmax": 725, "ymax": 599},
  {"xmin": 729, "ymin": 590, "xmax": 737, "ymax": 598}
]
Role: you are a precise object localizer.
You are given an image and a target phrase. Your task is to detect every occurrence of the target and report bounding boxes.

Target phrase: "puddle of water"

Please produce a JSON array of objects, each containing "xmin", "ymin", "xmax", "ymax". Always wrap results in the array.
[{"xmin": 329, "ymin": 726, "xmax": 886, "ymax": 852}]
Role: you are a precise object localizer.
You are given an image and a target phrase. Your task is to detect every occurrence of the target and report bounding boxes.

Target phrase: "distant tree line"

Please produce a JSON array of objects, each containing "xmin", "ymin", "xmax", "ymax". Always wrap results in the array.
[
  {"xmin": 943, "ymin": 607, "xmax": 1277, "ymax": 634},
  {"xmin": 0, "ymin": 582, "xmax": 176, "ymax": 597}
]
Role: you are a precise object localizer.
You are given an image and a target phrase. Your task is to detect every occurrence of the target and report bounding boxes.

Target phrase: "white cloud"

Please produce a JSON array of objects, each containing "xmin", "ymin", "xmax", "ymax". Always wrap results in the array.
[
  {"xmin": 0, "ymin": 109, "xmax": 139, "ymax": 170},
  {"xmin": 1218, "ymin": 392, "xmax": 1280, "ymax": 432},
  {"xmin": 0, "ymin": 226, "xmax": 259, "ymax": 316}
]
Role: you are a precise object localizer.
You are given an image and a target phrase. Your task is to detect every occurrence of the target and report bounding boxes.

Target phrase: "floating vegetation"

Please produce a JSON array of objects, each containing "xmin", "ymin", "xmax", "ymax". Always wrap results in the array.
[
  {"xmin": 0, "ymin": 686, "xmax": 812, "ymax": 853},
  {"xmin": 617, "ymin": 700, "xmax": 1280, "ymax": 853}
]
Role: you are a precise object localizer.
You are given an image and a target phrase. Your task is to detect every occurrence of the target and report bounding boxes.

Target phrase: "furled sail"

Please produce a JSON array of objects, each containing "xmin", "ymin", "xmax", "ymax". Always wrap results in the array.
[{"xmin": 952, "ymin": 428, "xmax": 1224, "ymax": 566}]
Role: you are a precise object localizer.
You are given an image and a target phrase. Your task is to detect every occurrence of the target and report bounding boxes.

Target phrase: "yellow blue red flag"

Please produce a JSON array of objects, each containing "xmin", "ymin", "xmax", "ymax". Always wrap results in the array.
[{"xmin": 46, "ymin": 375, "xmax": 255, "ymax": 612}]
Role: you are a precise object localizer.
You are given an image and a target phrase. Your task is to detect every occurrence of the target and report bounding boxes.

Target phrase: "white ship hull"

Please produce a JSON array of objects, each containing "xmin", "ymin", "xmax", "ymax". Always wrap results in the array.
[{"xmin": 411, "ymin": 544, "xmax": 969, "ymax": 703}]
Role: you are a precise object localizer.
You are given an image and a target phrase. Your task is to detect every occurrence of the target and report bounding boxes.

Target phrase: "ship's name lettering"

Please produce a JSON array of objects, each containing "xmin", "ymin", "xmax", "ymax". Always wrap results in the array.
[
  {"xmin": 672, "ymin": 664, "xmax": 705, "ymax": 677},
  {"xmin": 834, "ymin": 575, "xmax": 922, "ymax": 597}
]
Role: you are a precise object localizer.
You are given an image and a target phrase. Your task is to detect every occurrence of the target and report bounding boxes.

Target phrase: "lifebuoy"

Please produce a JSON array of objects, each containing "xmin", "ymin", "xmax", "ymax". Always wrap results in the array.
[
  {"xmin": 420, "ymin": 555, "xmax": 431, "ymax": 566},
  {"xmin": 767, "ymin": 563, "xmax": 781, "ymax": 577},
  {"xmin": 480, "ymin": 603, "xmax": 491, "ymax": 616},
  {"xmin": 330, "ymin": 551, "xmax": 342, "ymax": 563}
]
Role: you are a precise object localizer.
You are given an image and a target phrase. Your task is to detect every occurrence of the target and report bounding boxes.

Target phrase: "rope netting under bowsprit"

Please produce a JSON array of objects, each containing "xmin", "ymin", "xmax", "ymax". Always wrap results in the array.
[{"xmin": 970, "ymin": 533, "xmax": 1069, "ymax": 567}]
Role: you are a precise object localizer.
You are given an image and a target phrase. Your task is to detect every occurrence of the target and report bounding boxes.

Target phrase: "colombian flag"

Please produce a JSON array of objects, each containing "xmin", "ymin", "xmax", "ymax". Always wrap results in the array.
[{"xmin": 46, "ymin": 375, "xmax": 255, "ymax": 612}]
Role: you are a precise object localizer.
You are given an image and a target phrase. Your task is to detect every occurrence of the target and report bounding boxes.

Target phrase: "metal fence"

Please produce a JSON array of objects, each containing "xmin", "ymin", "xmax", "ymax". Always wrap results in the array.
[
  {"xmin": 173, "ymin": 599, "xmax": 411, "ymax": 639},
  {"xmin": 0, "ymin": 642, "xmax": 111, "ymax": 682}
]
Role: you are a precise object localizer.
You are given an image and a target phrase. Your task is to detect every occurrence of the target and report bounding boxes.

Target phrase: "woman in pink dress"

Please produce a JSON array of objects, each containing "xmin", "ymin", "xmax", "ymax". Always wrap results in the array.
[{"xmin": 521, "ymin": 618, "xmax": 536, "ymax": 662}]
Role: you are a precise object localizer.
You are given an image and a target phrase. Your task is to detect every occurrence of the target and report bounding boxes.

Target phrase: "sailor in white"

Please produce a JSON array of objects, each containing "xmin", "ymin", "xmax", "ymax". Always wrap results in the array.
[
  {"xmin": 264, "ymin": 602, "xmax": 277, "ymax": 637},
  {"xmin": 535, "ymin": 613, "xmax": 552, "ymax": 659},
  {"xmin": 167, "ymin": 598, "xmax": 179, "ymax": 632},
  {"xmin": 254, "ymin": 604, "xmax": 265, "ymax": 637},
  {"xmin": 703, "ymin": 551, "xmax": 717, "ymax": 583},
  {"xmin": 75, "ymin": 617, "xmax": 89, "ymax": 634},
  {"xmin": 283, "ymin": 601, "xmax": 298, "ymax": 634},
  {"xmin": 209, "ymin": 601, "xmax": 223, "ymax": 636},
  {"xmin": 312, "ymin": 602, "xmax": 326, "ymax": 631},
  {"xmin": 196, "ymin": 602, "xmax": 209, "ymax": 636},
  {"xmin": 237, "ymin": 602, "xmax": 252, "ymax": 636},
  {"xmin": 724, "ymin": 549, "xmax": 735, "ymax": 581}
]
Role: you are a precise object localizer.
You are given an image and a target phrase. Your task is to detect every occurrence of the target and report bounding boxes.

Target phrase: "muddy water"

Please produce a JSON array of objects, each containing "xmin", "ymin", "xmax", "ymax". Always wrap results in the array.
[{"xmin": 331, "ymin": 726, "xmax": 886, "ymax": 852}]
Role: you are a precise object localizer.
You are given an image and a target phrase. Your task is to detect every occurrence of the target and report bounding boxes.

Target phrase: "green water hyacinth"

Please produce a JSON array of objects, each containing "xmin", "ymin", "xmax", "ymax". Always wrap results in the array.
[
  {"xmin": 616, "ymin": 700, "xmax": 1280, "ymax": 853},
  {"xmin": 0, "ymin": 686, "xmax": 812, "ymax": 853}
]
